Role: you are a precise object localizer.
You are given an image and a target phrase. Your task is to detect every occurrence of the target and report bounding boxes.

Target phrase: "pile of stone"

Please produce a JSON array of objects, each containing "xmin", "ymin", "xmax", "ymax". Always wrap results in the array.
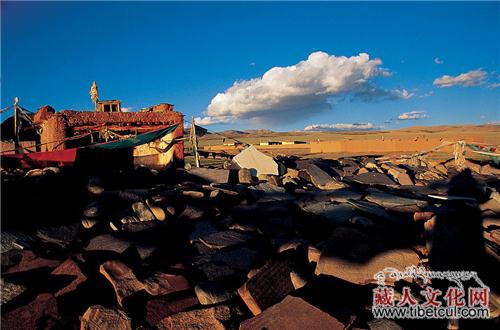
[{"xmin": 1, "ymin": 149, "xmax": 500, "ymax": 329}]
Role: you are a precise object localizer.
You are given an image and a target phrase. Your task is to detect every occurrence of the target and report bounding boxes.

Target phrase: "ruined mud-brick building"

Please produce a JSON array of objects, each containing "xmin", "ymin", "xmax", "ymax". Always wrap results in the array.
[{"xmin": 34, "ymin": 102, "xmax": 184, "ymax": 168}]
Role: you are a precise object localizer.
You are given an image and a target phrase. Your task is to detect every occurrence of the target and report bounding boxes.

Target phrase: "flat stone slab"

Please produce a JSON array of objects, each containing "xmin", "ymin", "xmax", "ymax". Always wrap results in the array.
[
  {"xmin": 145, "ymin": 292, "xmax": 199, "ymax": 326},
  {"xmin": 179, "ymin": 204, "xmax": 205, "ymax": 220},
  {"xmin": 346, "ymin": 200, "xmax": 391, "ymax": 219},
  {"xmin": 80, "ymin": 305, "xmax": 132, "ymax": 330},
  {"xmin": 85, "ymin": 234, "xmax": 132, "ymax": 254},
  {"xmin": 188, "ymin": 168, "xmax": 230, "ymax": 183},
  {"xmin": 156, "ymin": 306, "xmax": 224, "ymax": 330},
  {"xmin": 36, "ymin": 223, "xmax": 80, "ymax": 247},
  {"xmin": 302, "ymin": 163, "xmax": 335, "ymax": 187},
  {"xmin": 1, "ymin": 230, "xmax": 36, "ymax": 253},
  {"xmin": 197, "ymin": 230, "xmax": 252, "ymax": 250},
  {"xmin": 364, "ymin": 189, "xmax": 428, "ymax": 212},
  {"xmin": 195, "ymin": 280, "xmax": 237, "ymax": 305},
  {"xmin": 3, "ymin": 250, "xmax": 60, "ymax": 275},
  {"xmin": 315, "ymin": 228, "xmax": 420, "ymax": 285},
  {"xmin": 1, "ymin": 279, "xmax": 26, "ymax": 305},
  {"xmin": 301, "ymin": 202, "xmax": 357, "ymax": 224},
  {"xmin": 352, "ymin": 172, "xmax": 398, "ymax": 186},
  {"xmin": 240, "ymin": 296, "xmax": 345, "ymax": 330},
  {"xmin": 327, "ymin": 188, "xmax": 363, "ymax": 203},
  {"xmin": 232, "ymin": 145, "xmax": 279, "ymax": 176},
  {"xmin": 50, "ymin": 258, "xmax": 87, "ymax": 297},
  {"xmin": 99, "ymin": 260, "xmax": 145, "ymax": 306},
  {"xmin": 143, "ymin": 272, "xmax": 191, "ymax": 296},
  {"xmin": 249, "ymin": 183, "xmax": 293, "ymax": 202},
  {"xmin": 238, "ymin": 257, "xmax": 295, "ymax": 315},
  {"xmin": 211, "ymin": 247, "xmax": 258, "ymax": 270},
  {"xmin": 1, "ymin": 293, "xmax": 60, "ymax": 329}
]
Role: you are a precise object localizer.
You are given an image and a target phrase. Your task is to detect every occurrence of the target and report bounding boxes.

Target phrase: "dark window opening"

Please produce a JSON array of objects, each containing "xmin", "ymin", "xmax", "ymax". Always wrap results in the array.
[
  {"xmin": 103, "ymin": 104, "xmax": 111, "ymax": 112},
  {"xmin": 111, "ymin": 104, "xmax": 118, "ymax": 112}
]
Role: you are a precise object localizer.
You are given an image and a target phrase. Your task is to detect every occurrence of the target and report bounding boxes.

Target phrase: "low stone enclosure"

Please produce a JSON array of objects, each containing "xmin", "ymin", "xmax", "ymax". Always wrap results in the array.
[{"xmin": 1, "ymin": 150, "xmax": 499, "ymax": 329}]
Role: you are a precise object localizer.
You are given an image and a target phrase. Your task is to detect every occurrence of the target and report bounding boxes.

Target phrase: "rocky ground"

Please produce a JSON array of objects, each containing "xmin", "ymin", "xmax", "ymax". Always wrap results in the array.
[{"xmin": 1, "ymin": 154, "xmax": 500, "ymax": 329}]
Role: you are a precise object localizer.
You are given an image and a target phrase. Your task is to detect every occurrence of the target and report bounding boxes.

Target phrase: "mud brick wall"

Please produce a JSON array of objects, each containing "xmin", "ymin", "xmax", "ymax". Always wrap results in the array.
[
  {"xmin": 39, "ymin": 104, "xmax": 184, "ymax": 162},
  {"xmin": 310, "ymin": 136, "xmax": 484, "ymax": 154},
  {"xmin": 40, "ymin": 114, "xmax": 67, "ymax": 152}
]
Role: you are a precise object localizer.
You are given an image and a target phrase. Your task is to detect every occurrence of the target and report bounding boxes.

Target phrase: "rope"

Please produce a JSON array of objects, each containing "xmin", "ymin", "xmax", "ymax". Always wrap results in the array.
[
  {"xmin": 0, "ymin": 131, "xmax": 94, "ymax": 154},
  {"xmin": 183, "ymin": 120, "xmax": 250, "ymax": 147},
  {"xmin": 0, "ymin": 105, "xmax": 13, "ymax": 114}
]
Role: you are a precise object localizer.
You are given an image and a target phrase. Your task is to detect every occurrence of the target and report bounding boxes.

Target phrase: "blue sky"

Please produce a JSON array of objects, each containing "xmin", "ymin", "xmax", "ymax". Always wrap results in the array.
[{"xmin": 2, "ymin": 1, "xmax": 499, "ymax": 131}]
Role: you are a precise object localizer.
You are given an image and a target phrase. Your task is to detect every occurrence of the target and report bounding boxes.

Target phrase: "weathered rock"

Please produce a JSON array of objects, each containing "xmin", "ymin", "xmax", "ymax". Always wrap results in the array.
[
  {"xmin": 188, "ymin": 167, "xmax": 230, "ymax": 184},
  {"xmin": 233, "ymin": 145, "xmax": 279, "ymax": 176},
  {"xmin": 308, "ymin": 246, "xmax": 321, "ymax": 263},
  {"xmin": 179, "ymin": 204, "xmax": 205, "ymax": 220},
  {"xmin": 4, "ymin": 250, "xmax": 60, "ymax": 275},
  {"xmin": 238, "ymin": 168, "xmax": 257, "ymax": 184},
  {"xmin": 143, "ymin": 272, "xmax": 191, "ymax": 296},
  {"xmin": 315, "ymin": 228, "xmax": 419, "ymax": 285},
  {"xmin": 364, "ymin": 188, "xmax": 428, "ymax": 212},
  {"xmin": 1, "ymin": 230, "xmax": 35, "ymax": 252},
  {"xmin": 480, "ymin": 197, "xmax": 500, "ymax": 214},
  {"xmin": 414, "ymin": 211, "xmax": 435, "ymax": 222},
  {"xmin": 1, "ymin": 279, "xmax": 26, "ymax": 305},
  {"xmin": 349, "ymin": 215, "xmax": 375, "ymax": 228},
  {"xmin": 1, "ymin": 293, "xmax": 60, "ymax": 329},
  {"xmin": 347, "ymin": 200, "xmax": 391, "ymax": 219},
  {"xmin": 87, "ymin": 177, "xmax": 105, "ymax": 195},
  {"xmin": 210, "ymin": 247, "xmax": 258, "ymax": 270},
  {"xmin": 120, "ymin": 215, "xmax": 163, "ymax": 232},
  {"xmin": 197, "ymin": 230, "xmax": 252, "ymax": 250},
  {"xmin": 284, "ymin": 168, "xmax": 300, "ymax": 179},
  {"xmin": 50, "ymin": 258, "xmax": 87, "ymax": 297},
  {"xmin": 368, "ymin": 319, "xmax": 404, "ymax": 330},
  {"xmin": 240, "ymin": 296, "xmax": 344, "ymax": 330},
  {"xmin": 36, "ymin": 223, "xmax": 79, "ymax": 247},
  {"xmin": 145, "ymin": 292, "xmax": 199, "ymax": 326},
  {"xmin": 80, "ymin": 305, "xmax": 132, "ymax": 330},
  {"xmin": 99, "ymin": 260, "xmax": 145, "ymax": 306},
  {"xmin": 83, "ymin": 201, "xmax": 103, "ymax": 218},
  {"xmin": 146, "ymin": 198, "xmax": 167, "ymax": 221},
  {"xmin": 290, "ymin": 271, "xmax": 308, "ymax": 289},
  {"xmin": 195, "ymin": 281, "xmax": 237, "ymax": 305},
  {"xmin": 182, "ymin": 190, "xmax": 205, "ymax": 199},
  {"xmin": 82, "ymin": 218, "xmax": 99, "ymax": 229},
  {"xmin": 157, "ymin": 306, "xmax": 225, "ymax": 330},
  {"xmin": 258, "ymin": 174, "xmax": 282, "ymax": 186},
  {"xmin": 238, "ymin": 257, "xmax": 296, "ymax": 315},
  {"xmin": 301, "ymin": 201, "xmax": 357, "ymax": 224},
  {"xmin": 352, "ymin": 172, "xmax": 398, "ymax": 186},
  {"xmin": 132, "ymin": 201, "xmax": 156, "ymax": 222},
  {"xmin": 189, "ymin": 221, "xmax": 219, "ymax": 243},
  {"xmin": 250, "ymin": 182, "xmax": 293, "ymax": 202},
  {"xmin": 1, "ymin": 249, "xmax": 22, "ymax": 268},
  {"xmin": 327, "ymin": 188, "xmax": 363, "ymax": 203},
  {"xmin": 481, "ymin": 164, "xmax": 500, "ymax": 176},
  {"xmin": 86, "ymin": 234, "xmax": 132, "ymax": 254},
  {"xmin": 394, "ymin": 172, "xmax": 414, "ymax": 185},
  {"xmin": 299, "ymin": 163, "xmax": 345, "ymax": 190}
]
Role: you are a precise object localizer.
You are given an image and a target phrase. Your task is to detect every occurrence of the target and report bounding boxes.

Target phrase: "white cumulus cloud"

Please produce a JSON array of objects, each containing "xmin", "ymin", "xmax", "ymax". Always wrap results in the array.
[
  {"xmin": 398, "ymin": 111, "xmax": 429, "ymax": 120},
  {"xmin": 200, "ymin": 51, "xmax": 412, "ymax": 125},
  {"xmin": 434, "ymin": 57, "xmax": 444, "ymax": 65},
  {"xmin": 304, "ymin": 122, "xmax": 376, "ymax": 131},
  {"xmin": 433, "ymin": 69, "xmax": 487, "ymax": 88},
  {"xmin": 121, "ymin": 107, "xmax": 133, "ymax": 112}
]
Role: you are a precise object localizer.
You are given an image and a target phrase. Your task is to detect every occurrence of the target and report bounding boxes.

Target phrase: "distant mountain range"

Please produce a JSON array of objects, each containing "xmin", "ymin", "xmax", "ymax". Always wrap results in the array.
[{"xmin": 218, "ymin": 129, "xmax": 275, "ymax": 136}]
